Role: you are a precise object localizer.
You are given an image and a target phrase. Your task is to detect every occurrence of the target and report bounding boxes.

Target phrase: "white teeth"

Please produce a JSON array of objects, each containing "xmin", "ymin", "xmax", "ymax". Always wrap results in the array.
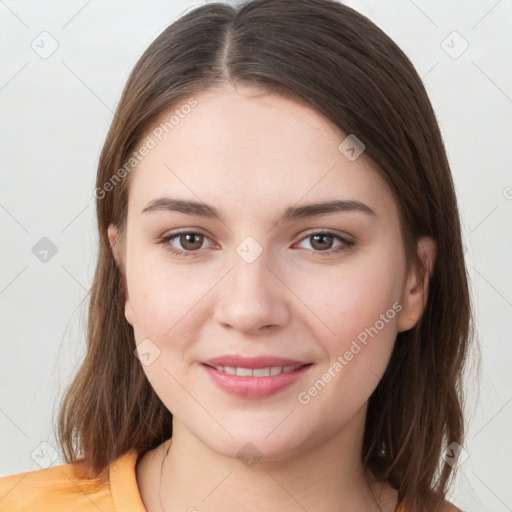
[
  {"xmin": 253, "ymin": 367, "xmax": 270, "ymax": 377},
  {"xmin": 211, "ymin": 365, "xmax": 301, "ymax": 376}
]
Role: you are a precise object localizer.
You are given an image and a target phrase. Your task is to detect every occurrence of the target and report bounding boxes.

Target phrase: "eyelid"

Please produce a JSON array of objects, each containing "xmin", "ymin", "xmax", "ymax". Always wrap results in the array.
[{"xmin": 162, "ymin": 227, "xmax": 212, "ymax": 240}]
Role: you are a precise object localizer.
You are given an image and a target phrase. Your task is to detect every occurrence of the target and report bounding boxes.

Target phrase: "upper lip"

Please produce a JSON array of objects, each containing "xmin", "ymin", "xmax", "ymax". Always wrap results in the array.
[{"xmin": 202, "ymin": 355, "xmax": 312, "ymax": 369}]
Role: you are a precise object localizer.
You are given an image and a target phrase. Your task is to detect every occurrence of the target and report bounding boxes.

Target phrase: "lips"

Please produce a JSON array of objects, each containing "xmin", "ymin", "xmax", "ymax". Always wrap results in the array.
[
  {"xmin": 202, "ymin": 355, "xmax": 310, "ymax": 369},
  {"xmin": 202, "ymin": 364, "xmax": 313, "ymax": 399}
]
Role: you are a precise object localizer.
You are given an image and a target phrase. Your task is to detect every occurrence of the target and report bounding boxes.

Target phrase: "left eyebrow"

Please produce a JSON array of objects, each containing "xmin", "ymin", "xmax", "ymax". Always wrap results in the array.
[
  {"xmin": 141, "ymin": 197, "xmax": 378, "ymax": 221},
  {"xmin": 280, "ymin": 199, "xmax": 377, "ymax": 222}
]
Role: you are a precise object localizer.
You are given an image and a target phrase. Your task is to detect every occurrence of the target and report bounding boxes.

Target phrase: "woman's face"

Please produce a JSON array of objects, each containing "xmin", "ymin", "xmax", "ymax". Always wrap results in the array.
[{"xmin": 109, "ymin": 83, "xmax": 433, "ymax": 460}]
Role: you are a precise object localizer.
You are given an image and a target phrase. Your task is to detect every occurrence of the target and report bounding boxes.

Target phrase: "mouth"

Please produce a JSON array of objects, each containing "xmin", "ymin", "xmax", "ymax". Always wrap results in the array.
[
  {"xmin": 202, "ymin": 362, "xmax": 312, "ymax": 377},
  {"xmin": 201, "ymin": 362, "xmax": 314, "ymax": 399}
]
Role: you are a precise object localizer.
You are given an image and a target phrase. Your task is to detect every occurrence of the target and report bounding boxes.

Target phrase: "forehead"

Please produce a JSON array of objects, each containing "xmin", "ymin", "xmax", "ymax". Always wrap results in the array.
[{"xmin": 128, "ymin": 83, "xmax": 395, "ymax": 221}]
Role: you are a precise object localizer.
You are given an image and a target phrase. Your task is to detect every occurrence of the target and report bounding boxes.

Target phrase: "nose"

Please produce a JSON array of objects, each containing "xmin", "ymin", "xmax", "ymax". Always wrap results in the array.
[{"xmin": 213, "ymin": 250, "xmax": 291, "ymax": 334}]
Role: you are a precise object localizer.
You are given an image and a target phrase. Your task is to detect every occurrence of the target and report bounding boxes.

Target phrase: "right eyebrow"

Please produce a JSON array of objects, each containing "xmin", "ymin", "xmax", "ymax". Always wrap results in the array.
[{"xmin": 141, "ymin": 198, "xmax": 223, "ymax": 219}]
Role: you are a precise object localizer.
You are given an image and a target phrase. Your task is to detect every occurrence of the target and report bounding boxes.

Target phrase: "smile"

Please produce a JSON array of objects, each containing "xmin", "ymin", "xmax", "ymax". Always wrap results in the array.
[
  {"xmin": 206, "ymin": 364, "xmax": 304, "ymax": 376},
  {"xmin": 201, "ymin": 363, "xmax": 313, "ymax": 399}
]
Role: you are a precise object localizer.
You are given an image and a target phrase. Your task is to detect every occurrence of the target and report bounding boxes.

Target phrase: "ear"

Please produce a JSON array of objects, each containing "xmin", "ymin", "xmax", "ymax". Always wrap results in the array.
[
  {"xmin": 107, "ymin": 224, "xmax": 133, "ymax": 326},
  {"xmin": 397, "ymin": 237, "xmax": 437, "ymax": 333},
  {"xmin": 107, "ymin": 223, "xmax": 121, "ymax": 266}
]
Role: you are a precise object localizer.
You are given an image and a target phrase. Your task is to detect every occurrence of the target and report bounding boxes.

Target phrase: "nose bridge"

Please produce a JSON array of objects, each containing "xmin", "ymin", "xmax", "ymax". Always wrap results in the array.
[
  {"xmin": 214, "ymin": 238, "xmax": 290, "ymax": 332},
  {"xmin": 231, "ymin": 245, "xmax": 271, "ymax": 299}
]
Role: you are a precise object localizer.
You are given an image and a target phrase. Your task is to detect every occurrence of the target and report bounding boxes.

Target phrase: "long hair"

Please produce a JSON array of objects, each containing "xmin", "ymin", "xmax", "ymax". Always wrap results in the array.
[{"xmin": 56, "ymin": 1, "xmax": 476, "ymax": 509}]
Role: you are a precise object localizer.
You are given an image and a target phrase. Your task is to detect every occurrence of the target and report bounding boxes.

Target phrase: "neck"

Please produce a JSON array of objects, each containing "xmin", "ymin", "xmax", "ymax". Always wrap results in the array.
[{"xmin": 150, "ymin": 405, "xmax": 395, "ymax": 512}]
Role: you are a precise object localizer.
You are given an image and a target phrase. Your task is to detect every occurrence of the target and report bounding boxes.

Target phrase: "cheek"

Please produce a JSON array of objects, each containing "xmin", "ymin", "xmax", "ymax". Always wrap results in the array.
[
  {"xmin": 298, "ymin": 256, "xmax": 402, "ymax": 381},
  {"xmin": 303, "ymin": 256, "xmax": 401, "ymax": 333},
  {"xmin": 126, "ymin": 257, "xmax": 209, "ymax": 413},
  {"xmin": 126, "ymin": 247, "xmax": 211, "ymax": 339}
]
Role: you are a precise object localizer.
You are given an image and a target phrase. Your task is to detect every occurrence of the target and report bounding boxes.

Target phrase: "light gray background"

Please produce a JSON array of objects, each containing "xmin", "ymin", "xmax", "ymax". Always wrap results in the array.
[{"xmin": 1, "ymin": 1, "xmax": 511, "ymax": 510}]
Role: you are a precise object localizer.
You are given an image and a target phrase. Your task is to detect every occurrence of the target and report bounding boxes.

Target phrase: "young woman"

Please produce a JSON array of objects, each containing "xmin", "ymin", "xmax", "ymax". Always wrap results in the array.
[{"xmin": 0, "ymin": 1, "xmax": 475, "ymax": 510}]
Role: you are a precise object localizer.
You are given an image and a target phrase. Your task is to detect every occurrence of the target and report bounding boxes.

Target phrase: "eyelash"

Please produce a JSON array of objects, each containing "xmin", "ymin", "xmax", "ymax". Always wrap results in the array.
[{"xmin": 157, "ymin": 229, "xmax": 355, "ymax": 258}]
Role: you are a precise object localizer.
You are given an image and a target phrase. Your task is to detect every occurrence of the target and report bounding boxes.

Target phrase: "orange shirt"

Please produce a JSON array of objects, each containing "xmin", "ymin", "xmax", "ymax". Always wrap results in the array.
[
  {"xmin": 0, "ymin": 450, "xmax": 461, "ymax": 511},
  {"xmin": 0, "ymin": 450, "xmax": 144, "ymax": 512}
]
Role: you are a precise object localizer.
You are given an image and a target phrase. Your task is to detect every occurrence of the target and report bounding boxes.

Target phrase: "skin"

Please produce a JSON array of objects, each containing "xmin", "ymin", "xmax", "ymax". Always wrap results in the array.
[{"xmin": 108, "ymin": 82, "xmax": 436, "ymax": 512}]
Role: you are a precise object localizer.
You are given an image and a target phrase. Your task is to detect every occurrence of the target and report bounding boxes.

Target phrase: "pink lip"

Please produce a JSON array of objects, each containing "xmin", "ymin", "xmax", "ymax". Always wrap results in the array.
[
  {"xmin": 202, "ymin": 355, "xmax": 310, "ymax": 369},
  {"xmin": 201, "ymin": 363, "xmax": 314, "ymax": 399}
]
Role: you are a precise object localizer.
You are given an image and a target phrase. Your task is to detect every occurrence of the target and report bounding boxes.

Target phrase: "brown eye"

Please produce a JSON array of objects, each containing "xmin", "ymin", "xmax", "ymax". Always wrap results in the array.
[
  {"xmin": 158, "ymin": 231, "xmax": 213, "ymax": 256},
  {"xmin": 295, "ymin": 230, "xmax": 355, "ymax": 257},
  {"xmin": 178, "ymin": 233, "xmax": 204, "ymax": 251},
  {"xmin": 309, "ymin": 233, "xmax": 334, "ymax": 251}
]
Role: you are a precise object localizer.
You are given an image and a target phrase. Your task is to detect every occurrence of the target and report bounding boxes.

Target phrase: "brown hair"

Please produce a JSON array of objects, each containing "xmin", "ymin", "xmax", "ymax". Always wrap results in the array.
[{"xmin": 56, "ymin": 1, "xmax": 476, "ymax": 509}]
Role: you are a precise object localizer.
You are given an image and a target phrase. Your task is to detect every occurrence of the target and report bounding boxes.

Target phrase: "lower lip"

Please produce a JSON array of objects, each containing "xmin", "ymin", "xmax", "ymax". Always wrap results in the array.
[{"xmin": 201, "ymin": 363, "xmax": 313, "ymax": 399}]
